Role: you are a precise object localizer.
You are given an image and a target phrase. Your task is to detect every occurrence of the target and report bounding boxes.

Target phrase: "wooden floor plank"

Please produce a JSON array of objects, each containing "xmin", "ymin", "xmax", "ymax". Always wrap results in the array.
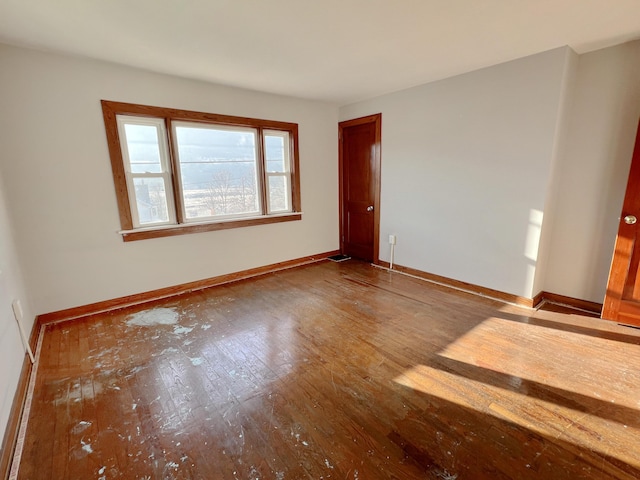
[{"xmin": 13, "ymin": 260, "xmax": 640, "ymax": 479}]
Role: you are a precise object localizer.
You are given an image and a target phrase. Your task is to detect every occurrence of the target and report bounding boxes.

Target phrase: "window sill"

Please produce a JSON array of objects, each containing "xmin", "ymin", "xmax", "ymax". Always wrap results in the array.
[{"xmin": 120, "ymin": 213, "xmax": 302, "ymax": 242}]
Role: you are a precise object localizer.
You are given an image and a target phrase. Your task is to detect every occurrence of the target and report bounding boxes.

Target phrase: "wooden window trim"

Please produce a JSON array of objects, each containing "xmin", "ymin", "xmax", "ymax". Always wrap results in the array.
[{"xmin": 101, "ymin": 100, "xmax": 302, "ymax": 241}]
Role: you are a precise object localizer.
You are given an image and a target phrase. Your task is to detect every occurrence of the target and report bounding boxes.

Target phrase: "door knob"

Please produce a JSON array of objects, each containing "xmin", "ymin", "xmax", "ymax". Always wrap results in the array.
[
  {"xmin": 624, "ymin": 215, "xmax": 637, "ymax": 225},
  {"xmin": 367, "ymin": 205, "xmax": 374, "ymax": 212}
]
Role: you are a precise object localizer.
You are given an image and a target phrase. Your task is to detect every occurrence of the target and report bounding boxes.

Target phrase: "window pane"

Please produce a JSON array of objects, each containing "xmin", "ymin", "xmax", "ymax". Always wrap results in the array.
[
  {"xmin": 175, "ymin": 125, "xmax": 260, "ymax": 219},
  {"xmin": 124, "ymin": 124, "xmax": 163, "ymax": 174},
  {"xmin": 268, "ymin": 175, "xmax": 290, "ymax": 212},
  {"xmin": 133, "ymin": 177, "xmax": 170, "ymax": 224},
  {"xmin": 265, "ymin": 133, "xmax": 288, "ymax": 173}
]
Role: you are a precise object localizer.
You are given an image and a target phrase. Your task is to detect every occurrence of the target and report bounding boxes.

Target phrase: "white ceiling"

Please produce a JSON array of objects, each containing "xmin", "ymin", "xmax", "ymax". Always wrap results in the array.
[{"xmin": 1, "ymin": 0, "xmax": 640, "ymax": 105}]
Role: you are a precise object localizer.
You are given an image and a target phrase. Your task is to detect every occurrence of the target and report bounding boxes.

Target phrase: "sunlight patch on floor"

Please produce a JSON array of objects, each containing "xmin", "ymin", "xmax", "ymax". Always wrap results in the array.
[
  {"xmin": 437, "ymin": 316, "xmax": 640, "ymax": 411},
  {"xmin": 393, "ymin": 363, "xmax": 640, "ymax": 470}
]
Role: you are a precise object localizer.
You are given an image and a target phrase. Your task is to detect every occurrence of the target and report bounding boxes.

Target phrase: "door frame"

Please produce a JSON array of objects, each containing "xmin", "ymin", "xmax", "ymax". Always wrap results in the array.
[
  {"xmin": 338, "ymin": 113, "xmax": 382, "ymax": 264},
  {"xmin": 602, "ymin": 118, "xmax": 640, "ymax": 324}
]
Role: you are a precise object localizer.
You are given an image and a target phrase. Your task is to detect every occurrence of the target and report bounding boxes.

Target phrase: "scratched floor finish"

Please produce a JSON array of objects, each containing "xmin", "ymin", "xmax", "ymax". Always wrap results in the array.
[{"xmin": 15, "ymin": 260, "xmax": 640, "ymax": 479}]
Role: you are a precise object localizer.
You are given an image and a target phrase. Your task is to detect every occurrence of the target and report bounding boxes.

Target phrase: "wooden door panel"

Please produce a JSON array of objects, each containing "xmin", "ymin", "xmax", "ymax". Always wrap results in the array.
[
  {"xmin": 347, "ymin": 208, "xmax": 374, "ymax": 259},
  {"xmin": 346, "ymin": 127, "xmax": 373, "ymax": 202},
  {"xmin": 618, "ymin": 300, "xmax": 640, "ymax": 319},
  {"xmin": 603, "ymin": 119, "xmax": 640, "ymax": 326},
  {"xmin": 339, "ymin": 114, "xmax": 381, "ymax": 263},
  {"xmin": 625, "ymin": 234, "xmax": 640, "ymax": 300}
]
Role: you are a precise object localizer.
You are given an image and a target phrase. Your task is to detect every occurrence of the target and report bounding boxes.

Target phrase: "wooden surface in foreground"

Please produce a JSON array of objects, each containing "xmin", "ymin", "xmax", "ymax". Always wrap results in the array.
[{"xmin": 15, "ymin": 261, "xmax": 640, "ymax": 479}]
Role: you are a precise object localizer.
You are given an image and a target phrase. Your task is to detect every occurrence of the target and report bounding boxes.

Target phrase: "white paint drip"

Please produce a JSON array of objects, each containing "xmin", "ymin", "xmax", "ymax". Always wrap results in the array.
[
  {"xmin": 130, "ymin": 366, "xmax": 146, "ymax": 375},
  {"xmin": 54, "ymin": 382, "xmax": 103, "ymax": 406},
  {"xmin": 81, "ymin": 439, "xmax": 93, "ymax": 454},
  {"xmin": 173, "ymin": 325, "xmax": 194, "ymax": 335},
  {"xmin": 190, "ymin": 357, "xmax": 204, "ymax": 366},
  {"xmin": 71, "ymin": 421, "xmax": 92, "ymax": 435},
  {"xmin": 126, "ymin": 308, "xmax": 179, "ymax": 326},
  {"xmin": 98, "ymin": 466, "xmax": 106, "ymax": 474},
  {"xmin": 201, "ymin": 324, "xmax": 212, "ymax": 330}
]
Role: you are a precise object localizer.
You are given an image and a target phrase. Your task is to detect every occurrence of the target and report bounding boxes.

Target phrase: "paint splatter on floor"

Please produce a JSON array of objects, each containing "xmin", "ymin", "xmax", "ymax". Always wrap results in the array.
[
  {"xmin": 173, "ymin": 325, "xmax": 194, "ymax": 335},
  {"xmin": 80, "ymin": 439, "xmax": 93, "ymax": 454},
  {"xmin": 54, "ymin": 382, "xmax": 103, "ymax": 406},
  {"xmin": 190, "ymin": 357, "xmax": 204, "ymax": 366},
  {"xmin": 126, "ymin": 308, "xmax": 179, "ymax": 327},
  {"xmin": 71, "ymin": 421, "xmax": 92, "ymax": 435}
]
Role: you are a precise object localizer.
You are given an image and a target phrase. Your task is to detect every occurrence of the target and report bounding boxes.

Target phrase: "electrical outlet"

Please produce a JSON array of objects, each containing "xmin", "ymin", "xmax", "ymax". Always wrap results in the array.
[{"xmin": 389, "ymin": 234, "xmax": 397, "ymax": 245}]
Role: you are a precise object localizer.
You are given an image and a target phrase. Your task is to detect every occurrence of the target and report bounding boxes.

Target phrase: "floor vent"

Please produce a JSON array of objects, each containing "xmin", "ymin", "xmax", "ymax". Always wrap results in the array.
[{"xmin": 327, "ymin": 254, "xmax": 351, "ymax": 262}]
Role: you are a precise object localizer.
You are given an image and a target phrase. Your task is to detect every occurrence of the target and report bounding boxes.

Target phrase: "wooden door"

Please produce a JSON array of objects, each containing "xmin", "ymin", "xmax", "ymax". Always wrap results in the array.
[
  {"xmin": 602, "ymin": 119, "xmax": 640, "ymax": 326},
  {"xmin": 339, "ymin": 114, "xmax": 381, "ymax": 262}
]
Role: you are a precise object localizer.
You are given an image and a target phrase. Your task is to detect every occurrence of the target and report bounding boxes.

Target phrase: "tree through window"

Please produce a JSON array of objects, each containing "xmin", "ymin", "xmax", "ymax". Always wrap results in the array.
[{"xmin": 101, "ymin": 101, "xmax": 301, "ymax": 241}]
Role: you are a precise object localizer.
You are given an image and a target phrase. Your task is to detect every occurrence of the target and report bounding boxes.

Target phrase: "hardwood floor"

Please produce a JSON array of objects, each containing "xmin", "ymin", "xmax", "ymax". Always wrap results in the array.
[{"xmin": 12, "ymin": 260, "xmax": 640, "ymax": 479}]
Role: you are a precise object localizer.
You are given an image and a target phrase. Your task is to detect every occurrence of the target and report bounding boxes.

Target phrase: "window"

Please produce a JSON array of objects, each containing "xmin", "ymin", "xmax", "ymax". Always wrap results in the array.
[{"xmin": 102, "ymin": 101, "xmax": 301, "ymax": 241}]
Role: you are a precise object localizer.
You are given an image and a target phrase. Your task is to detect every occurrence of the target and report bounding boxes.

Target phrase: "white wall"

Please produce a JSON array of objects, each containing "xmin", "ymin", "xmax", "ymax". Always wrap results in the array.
[
  {"xmin": 530, "ymin": 49, "xmax": 579, "ymax": 298},
  {"xmin": 340, "ymin": 48, "xmax": 571, "ymax": 298},
  {"xmin": 544, "ymin": 41, "xmax": 640, "ymax": 302},
  {"xmin": 1, "ymin": 40, "xmax": 638, "ymax": 445},
  {"xmin": 0, "ymin": 172, "xmax": 34, "ymax": 446},
  {"xmin": 0, "ymin": 44, "xmax": 339, "ymax": 315}
]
